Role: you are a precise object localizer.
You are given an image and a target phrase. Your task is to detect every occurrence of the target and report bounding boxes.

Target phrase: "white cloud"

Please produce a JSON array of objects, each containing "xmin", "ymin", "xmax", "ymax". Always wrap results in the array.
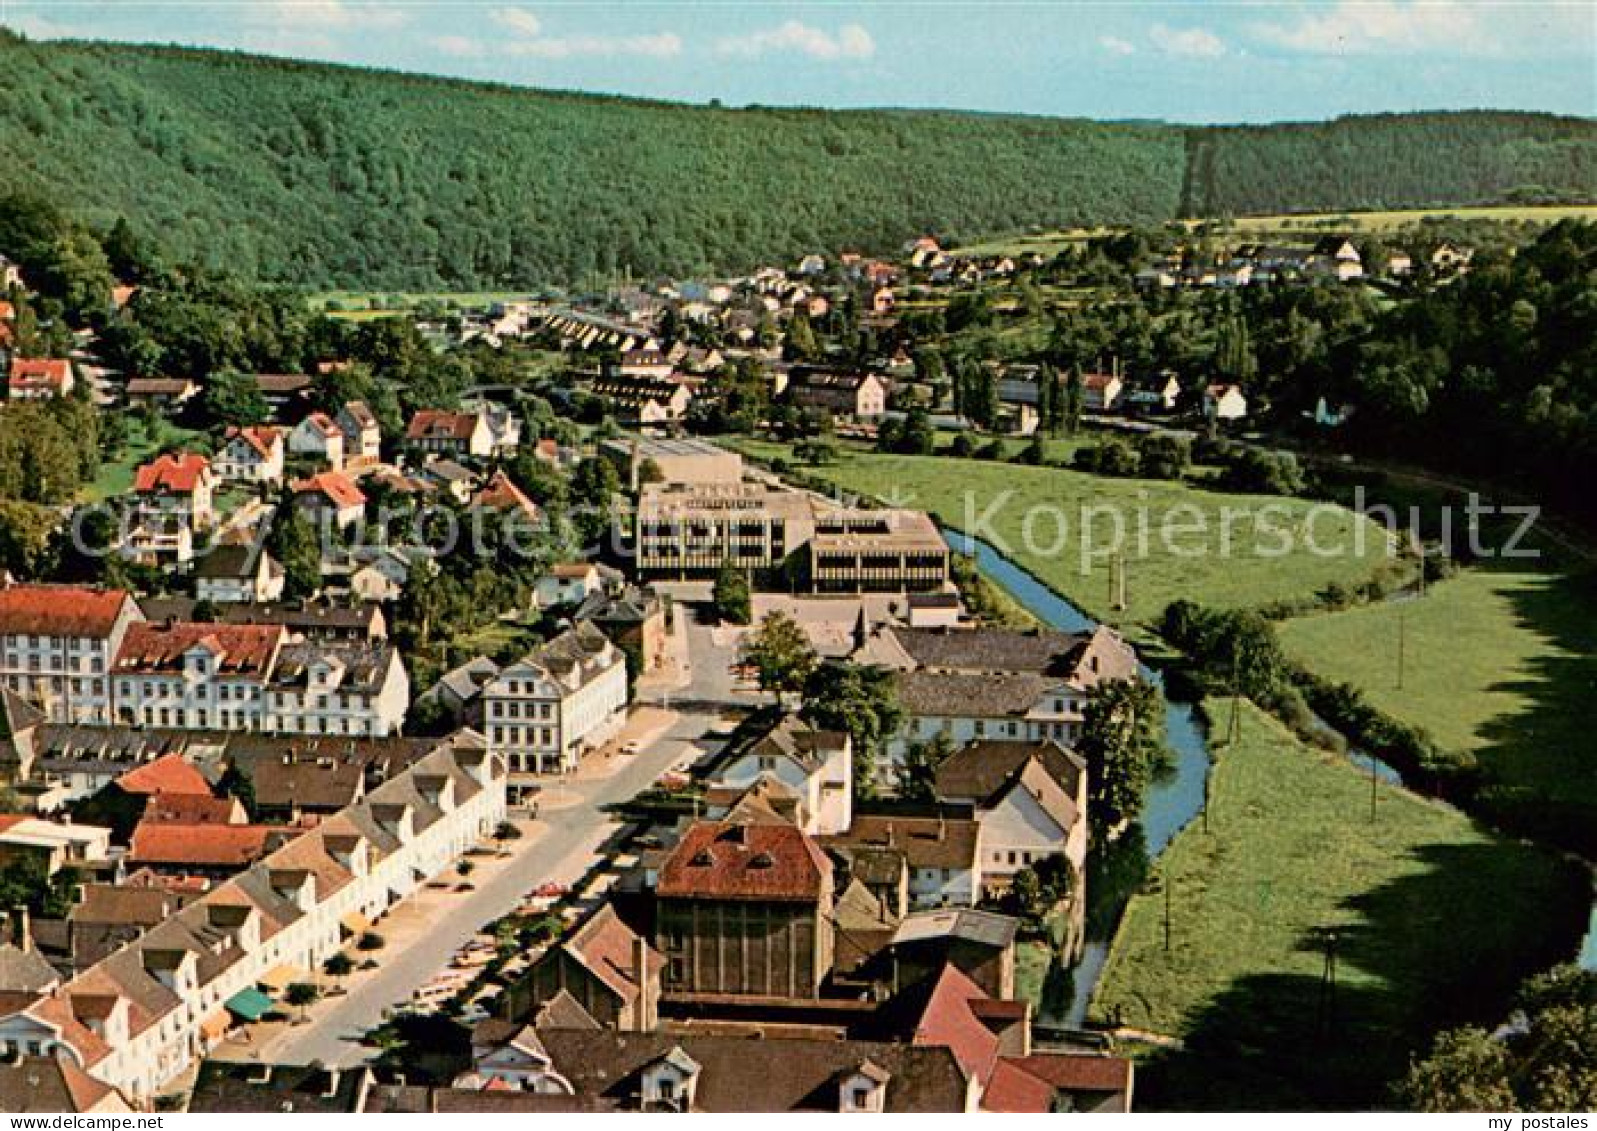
[
  {"xmin": 502, "ymin": 32, "xmax": 684, "ymax": 60},
  {"xmin": 1249, "ymin": 1, "xmax": 1502, "ymax": 56},
  {"xmin": 489, "ymin": 6, "xmax": 543, "ymax": 39},
  {"xmin": 715, "ymin": 21, "xmax": 876, "ymax": 62},
  {"xmin": 248, "ymin": 1, "xmax": 409, "ymax": 33},
  {"xmin": 1099, "ymin": 36, "xmax": 1137, "ymax": 57},
  {"xmin": 1149, "ymin": 23, "xmax": 1225, "ymax": 59}
]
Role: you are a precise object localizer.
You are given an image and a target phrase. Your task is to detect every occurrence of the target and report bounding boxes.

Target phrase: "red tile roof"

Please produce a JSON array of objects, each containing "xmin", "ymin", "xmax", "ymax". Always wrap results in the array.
[
  {"xmin": 144, "ymin": 792, "xmax": 242, "ymax": 825},
  {"xmin": 116, "ymin": 754, "xmax": 214, "ymax": 797},
  {"xmin": 127, "ymin": 822, "xmax": 276, "ymax": 868},
  {"xmin": 910, "ymin": 964, "xmax": 1002, "ymax": 1084},
  {"xmin": 224, "ymin": 425, "xmax": 281, "ymax": 460},
  {"xmin": 472, "ymin": 471, "xmax": 540, "ymax": 519},
  {"xmin": 657, "ymin": 821, "xmax": 831, "ymax": 902},
  {"xmin": 1001, "ymin": 1053, "xmax": 1133, "ymax": 1095},
  {"xmin": 406, "ymin": 410, "xmax": 479, "ymax": 441},
  {"xmin": 981, "ymin": 1058, "xmax": 1056, "ymax": 1113},
  {"xmin": 114, "ymin": 622, "xmax": 283, "ymax": 678},
  {"xmin": 0, "ymin": 585, "xmax": 133, "ymax": 638},
  {"xmin": 8, "ymin": 358, "xmax": 71, "ymax": 392},
  {"xmin": 292, "ymin": 471, "xmax": 366, "ymax": 509},
  {"xmin": 133, "ymin": 452, "xmax": 210, "ymax": 494}
]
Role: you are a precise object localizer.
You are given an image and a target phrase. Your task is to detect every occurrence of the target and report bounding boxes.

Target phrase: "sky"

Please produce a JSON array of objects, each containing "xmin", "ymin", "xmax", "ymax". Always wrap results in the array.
[{"xmin": 2, "ymin": 1, "xmax": 1594, "ymax": 123}]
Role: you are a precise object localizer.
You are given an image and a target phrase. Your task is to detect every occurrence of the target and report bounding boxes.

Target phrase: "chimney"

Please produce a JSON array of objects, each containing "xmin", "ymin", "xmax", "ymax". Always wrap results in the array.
[
  {"xmin": 885, "ymin": 822, "xmax": 895, "ymax": 848},
  {"xmin": 10, "ymin": 906, "xmax": 30, "ymax": 952},
  {"xmin": 633, "ymin": 935, "xmax": 654, "ymax": 1033},
  {"xmin": 936, "ymin": 817, "xmax": 946, "ymax": 843}
]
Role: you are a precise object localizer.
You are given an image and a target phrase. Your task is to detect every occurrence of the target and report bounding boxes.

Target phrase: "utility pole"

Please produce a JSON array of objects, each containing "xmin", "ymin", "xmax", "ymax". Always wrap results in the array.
[
  {"xmin": 1162, "ymin": 875, "xmax": 1172, "ymax": 954},
  {"xmin": 1227, "ymin": 649, "xmax": 1242, "ymax": 745},
  {"xmin": 1396, "ymin": 605, "xmax": 1406, "ymax": 691},
  {"xmin": 1369, "ymin": 752, "xmax": 1378, "ymax": 823}
]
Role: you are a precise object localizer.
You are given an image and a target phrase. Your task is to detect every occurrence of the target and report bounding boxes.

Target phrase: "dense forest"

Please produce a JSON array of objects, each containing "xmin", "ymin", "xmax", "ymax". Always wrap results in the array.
[{"xmin": 0, "ymin": 33, "xmax": 1591, "ymax": 290}]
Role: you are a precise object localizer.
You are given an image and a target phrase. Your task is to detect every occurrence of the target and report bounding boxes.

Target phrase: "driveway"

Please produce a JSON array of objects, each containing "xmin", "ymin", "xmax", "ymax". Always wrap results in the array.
[{"xmin": 237, "ymin": 708, "xmax": 720, "ymax": 1068}]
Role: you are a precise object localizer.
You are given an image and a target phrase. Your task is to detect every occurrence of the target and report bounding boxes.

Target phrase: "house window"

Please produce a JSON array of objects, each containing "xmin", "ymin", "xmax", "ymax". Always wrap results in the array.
[{"xmin": 852, "ymin": 1087, "xmax": 872, "ymax": 1108}]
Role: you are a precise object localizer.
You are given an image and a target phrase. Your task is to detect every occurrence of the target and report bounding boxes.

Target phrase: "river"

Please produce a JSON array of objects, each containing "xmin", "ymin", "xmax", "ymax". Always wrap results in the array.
[{"xmin": 941, "ymin": 529, "xmax": 1428, "ymax": 1025}]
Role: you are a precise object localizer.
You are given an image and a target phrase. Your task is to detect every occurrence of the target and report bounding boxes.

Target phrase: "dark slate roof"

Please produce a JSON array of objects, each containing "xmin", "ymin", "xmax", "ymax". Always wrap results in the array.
[
  {"xmin": 933, "ymin": 738, "xmax": 1086, "ymax": 808},
  {"xmin": 188, "ymin": 1062, "xmax": 369, "ymax": 1113},
  {"xmin": 883, "ymin": 626, "xmax": 1089, "ymax": 674},
  {"xmin": 894, "ymin": 670, "xmax": 1055, "ymax": 719},
  {"xmin": 536, "ymin": 1029, "xmax": 970, "ymax": 1112}
]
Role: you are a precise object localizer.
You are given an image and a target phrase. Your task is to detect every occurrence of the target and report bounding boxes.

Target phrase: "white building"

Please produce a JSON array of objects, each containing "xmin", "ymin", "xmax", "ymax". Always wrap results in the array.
[
  {"xmin": 482, "ymin": 622, "xmax": 627, "ymax": 774},
  {"xmin": 1203, "ymin": 383, "xmax": 1248, "ymax": 422},
  {"xmin": 934, "ymin": 739, "xmax": 1088, "ymax": 887},
  {"xmin": 0, "ymin": 585, "xmax": 144, "ymax": 725},
  {"xmin": 533, "ymin": 563, "xmax": 604, "ymax": 609},
  {"xmin": 213, "ymin": 426, "xmax": 285, "ymax": 486},
  {"xmin": 336, "ymin": 402, "xmax": 381, "ymax": 468},
  {"xmin": 855, "ymin": 625, "xmax": 1138, "ymax": 781},
  {"xmin": 287, "ymin": 412, "xmax": 345, "ymax": 470},
  {"xmin": 128, "ymin": 453, "xmax": 214, "ymax": 567},
  {"xmin": 110, "ymin": 621, "xmax": 408, "ymax": 737},
  {"xmin": 709, "ymin": 715, "xmax": 852, "ymax": 836},
  {"xmin": 263, "ymin": 640, "xmax": 410, "ymax": 738},
  {"xmin": 0, "ymin": 734, "xmax": 504, "ymax": 1103},
  {"xmin": 194, "ymin": 542, "xmax": 285, "ymax": 605}
]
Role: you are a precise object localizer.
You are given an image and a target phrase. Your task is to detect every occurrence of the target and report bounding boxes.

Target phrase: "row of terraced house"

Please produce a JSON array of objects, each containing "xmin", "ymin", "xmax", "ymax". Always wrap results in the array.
[{"xmin": 0, "ymin": 732, "xmax": 506, "ymax": 1103}]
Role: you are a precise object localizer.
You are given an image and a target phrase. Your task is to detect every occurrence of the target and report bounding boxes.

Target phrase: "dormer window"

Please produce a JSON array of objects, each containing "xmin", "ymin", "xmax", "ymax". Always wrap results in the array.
[{"xmin": 840, "ymin": 1062, "xmax": 889, "ymax": 1113}]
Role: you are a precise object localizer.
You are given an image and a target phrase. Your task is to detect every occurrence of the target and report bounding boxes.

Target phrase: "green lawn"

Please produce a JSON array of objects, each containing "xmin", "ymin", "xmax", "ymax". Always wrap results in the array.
[
  {"xmin": 1091, "ymin": 700, "xmax": 1584, "ymax": 1110},
  {"xmin": 1279, "ymin": 562, "xmax": 1597, "ymax": 841},
  {"xmin": 734, "ymin": 442, "xmax": 1393, "ymax": 629},
  {"xmin": 83, "ymin": 418, "xmax": 200, "ymax": 502}
]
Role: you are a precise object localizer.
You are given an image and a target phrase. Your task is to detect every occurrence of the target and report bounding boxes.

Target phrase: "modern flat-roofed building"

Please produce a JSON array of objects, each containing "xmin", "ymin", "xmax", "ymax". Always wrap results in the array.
[
  {"xmin": 809, "ymin": 509, "xmax": 948, "ymax": 594},
  {"xmin": 636, "ymin": 484, "xmax": 948, "ymax": 592},
  {"xmin": 636, "ymin": 483, "xmax": 816, "ymax": 579},
  {"xmin": 601, "ymin": 436, "xmax": 743, "ymax": 489}
]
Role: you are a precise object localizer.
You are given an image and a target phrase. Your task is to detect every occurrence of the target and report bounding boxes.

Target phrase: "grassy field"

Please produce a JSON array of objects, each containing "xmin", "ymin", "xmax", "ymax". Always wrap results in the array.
[
  {"xmin": 311, "ymin": 290, "xmax": 538, "ymax": 318},
  {"xmin": 1225, "ymin": 202, "xmax": 1597, "ymax": 233},
  {"xmin": 734, "ymin": 441, "xmax": 1392, "ymax": 628},
  {"xmin": 83, "ymin": 418, "xmax": 200, "ymax": 502},
  {"xmin": 1091, "ymin": 701, "xmax": 1585, "ymax": 1110},
  {"xmin": 1279, "ymin": 561, "xmax": 1597, "ymax": 837},
  {"xmin": 960, "ymin": 204, "xmax": 1597, "ymax": 258}
]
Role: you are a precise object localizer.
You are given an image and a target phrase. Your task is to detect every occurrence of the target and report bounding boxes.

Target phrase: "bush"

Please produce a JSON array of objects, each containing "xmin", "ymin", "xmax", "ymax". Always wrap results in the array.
[{"xmin": 357, "ymin": 931, "xmax": 386, "ymax": 952}]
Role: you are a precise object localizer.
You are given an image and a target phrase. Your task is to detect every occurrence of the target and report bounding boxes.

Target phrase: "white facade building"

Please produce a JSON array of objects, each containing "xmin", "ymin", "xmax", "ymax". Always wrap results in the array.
[
  {"xmin": 0, "ymin": 585, "xmax": 144, "ymax": 725},
  {"xmin": 710, "ymin": 715, "xmax": 852, "ymax": 836},
  {"xmin": 481, "ymin": 622, "xmax": 627, "ymax": 774},
  {"xmin": 110, "ymin": 622, "xmax": 408, "ymax": 738}
]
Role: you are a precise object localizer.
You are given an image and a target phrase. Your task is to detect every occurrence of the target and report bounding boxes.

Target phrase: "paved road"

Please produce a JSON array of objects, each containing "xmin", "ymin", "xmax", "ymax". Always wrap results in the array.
[{"xmin": 256, "ymin": 710, "xmax": 718, "ymax": 1068}]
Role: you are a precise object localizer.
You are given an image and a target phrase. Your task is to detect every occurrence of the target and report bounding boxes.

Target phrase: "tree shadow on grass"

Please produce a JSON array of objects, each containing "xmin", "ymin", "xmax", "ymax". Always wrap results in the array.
[
  {"xmin": 1130, "ymin": 839, "xmax": 1586, "ymax": 1111},
  {"xmin": 1468, "ymin": 559, "xmax": 1597, "ymax": 858}
]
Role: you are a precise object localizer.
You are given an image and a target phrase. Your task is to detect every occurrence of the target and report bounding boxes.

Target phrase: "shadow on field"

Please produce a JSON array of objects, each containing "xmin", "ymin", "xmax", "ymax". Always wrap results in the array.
[
  {"xmin": 1472, "ymin": 561, "xmax": 1597, "ymax": 858},
  {"xmin": 1128, "ymin": 839, "xmax": 1585, "ymax": 1111}
]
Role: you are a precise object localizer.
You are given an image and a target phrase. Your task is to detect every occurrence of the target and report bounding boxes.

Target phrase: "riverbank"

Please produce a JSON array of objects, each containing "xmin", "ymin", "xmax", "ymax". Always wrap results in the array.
[
  {"xmin": 1280, "ymin": 559, "xmax": 1597, "ymax": 859},
  {"xmin": 1090, "ymin": 699, "xmax": 1586, "ymax": 1110}
]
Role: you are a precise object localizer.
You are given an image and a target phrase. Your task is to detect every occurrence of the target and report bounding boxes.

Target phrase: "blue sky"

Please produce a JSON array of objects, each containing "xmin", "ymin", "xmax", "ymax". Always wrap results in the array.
[{"xmin": 4, "ymin": 2, "xmax": 1594, "ymax": 122}]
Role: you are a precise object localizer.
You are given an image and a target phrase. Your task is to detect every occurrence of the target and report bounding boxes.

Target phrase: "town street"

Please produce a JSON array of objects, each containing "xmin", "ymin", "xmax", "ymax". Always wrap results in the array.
[{"xmin": 247, "ymin": 708, "xmax": 723, "ymax": 1068}]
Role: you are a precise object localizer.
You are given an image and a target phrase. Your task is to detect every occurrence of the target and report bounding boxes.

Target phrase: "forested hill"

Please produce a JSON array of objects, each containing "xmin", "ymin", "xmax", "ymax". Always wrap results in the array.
[{"xmin": 0, "ymin": 34, "xmax": 1592, "ymax": 290}]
